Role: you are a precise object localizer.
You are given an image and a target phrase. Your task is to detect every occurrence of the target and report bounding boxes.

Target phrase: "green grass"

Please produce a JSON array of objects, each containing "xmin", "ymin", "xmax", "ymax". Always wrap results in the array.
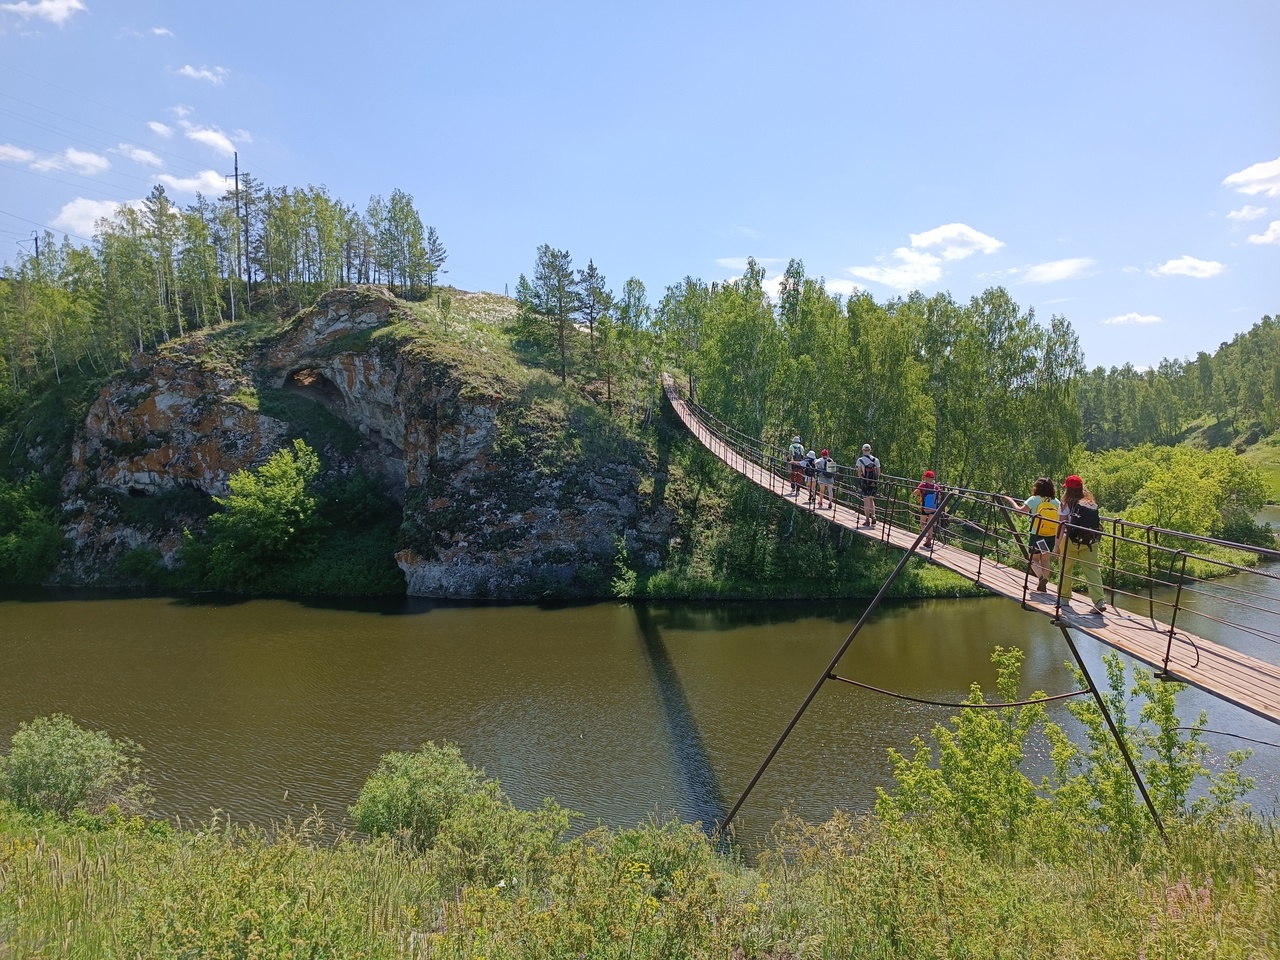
[
  {"xmin": 3, "ymin": 804, "xmax": 1277, "ymax": 958},
  {"xmin": 1240, "ymin": 433, "xmax": 1280, "ymax": 502}
]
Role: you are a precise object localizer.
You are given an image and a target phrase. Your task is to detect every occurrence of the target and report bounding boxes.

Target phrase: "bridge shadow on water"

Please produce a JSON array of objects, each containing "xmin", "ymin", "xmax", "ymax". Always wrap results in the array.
[{"xmin": 632, "ymin": 602, "xmax": 726, "ymax": 830}]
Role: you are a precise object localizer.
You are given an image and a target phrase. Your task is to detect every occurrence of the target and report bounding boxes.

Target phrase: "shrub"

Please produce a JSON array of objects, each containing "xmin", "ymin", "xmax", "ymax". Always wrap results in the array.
[
  {"xmin": 205, "ymin": 438, "xmax": 326, "ymax": 590},
  {"xmin": 0, "ymin": 714, "xmax": 151, "ymax": 818},
  {"xmin": 349, "ymin": 741, "xmax": 485, "ymax": 848},
  {"xmin": 0, "ymin": 478, "xmax": 63, "ymax": 584},
  {"xmin": 349, "ymin": 741, "xmax": 577, "ymax": 890}
]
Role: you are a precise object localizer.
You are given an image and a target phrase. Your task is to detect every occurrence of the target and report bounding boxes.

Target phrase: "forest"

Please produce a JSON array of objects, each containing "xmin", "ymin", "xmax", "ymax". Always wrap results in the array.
[{"xmin": 0, "ymin": 179, "xmax": 1276, "ymax": 591}]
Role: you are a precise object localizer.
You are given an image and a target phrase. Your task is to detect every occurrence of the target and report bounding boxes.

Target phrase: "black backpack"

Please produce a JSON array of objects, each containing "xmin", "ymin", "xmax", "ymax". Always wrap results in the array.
[{"xmin": 1067, "ymin": 502, "xmax": 1102, "ymax": 546}]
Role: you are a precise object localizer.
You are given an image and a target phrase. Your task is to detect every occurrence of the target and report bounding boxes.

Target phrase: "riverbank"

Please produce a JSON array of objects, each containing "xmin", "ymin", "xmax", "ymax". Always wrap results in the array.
[{"xmin": 3, "ymin": 797, "xmax": 1277, "ymax": 957}]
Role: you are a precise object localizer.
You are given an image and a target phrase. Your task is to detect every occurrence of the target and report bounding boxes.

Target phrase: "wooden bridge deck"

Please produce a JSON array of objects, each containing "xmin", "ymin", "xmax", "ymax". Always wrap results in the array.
[{"xmin": 665, "ymin": 376, "xmax": 1280, "ymax": 724}]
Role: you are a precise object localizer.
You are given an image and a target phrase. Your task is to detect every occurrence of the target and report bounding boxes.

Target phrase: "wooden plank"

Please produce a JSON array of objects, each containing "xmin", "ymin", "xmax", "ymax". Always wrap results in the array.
[{"xmin": 663, "ymin": 376, "xmax": 1280, "ymax": 725}]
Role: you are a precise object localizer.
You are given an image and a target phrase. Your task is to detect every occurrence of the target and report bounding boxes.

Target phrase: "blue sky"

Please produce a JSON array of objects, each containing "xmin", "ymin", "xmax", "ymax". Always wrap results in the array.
[{"xmin": 1, "ymin": 0, "xmax": 1276, "ymax": 371}]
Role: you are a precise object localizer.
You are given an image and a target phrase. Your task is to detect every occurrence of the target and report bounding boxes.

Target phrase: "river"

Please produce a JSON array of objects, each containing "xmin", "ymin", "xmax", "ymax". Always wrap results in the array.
[{"xmin": 4, "ymin": 582, "xmax": 1278, "ymax": 846}]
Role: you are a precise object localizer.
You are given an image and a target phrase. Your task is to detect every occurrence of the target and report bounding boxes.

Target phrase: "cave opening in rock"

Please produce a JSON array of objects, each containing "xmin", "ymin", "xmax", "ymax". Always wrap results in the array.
[{"xmin": 286, "ymin": 367, "xmax": 345, "ymax": 412}]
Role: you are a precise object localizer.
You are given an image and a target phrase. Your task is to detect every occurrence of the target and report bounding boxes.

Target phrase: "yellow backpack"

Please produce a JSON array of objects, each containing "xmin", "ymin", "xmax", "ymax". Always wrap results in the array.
[{"xmin": 1032, "ymin": 499, "xmax": 1059, "ymax": 538}]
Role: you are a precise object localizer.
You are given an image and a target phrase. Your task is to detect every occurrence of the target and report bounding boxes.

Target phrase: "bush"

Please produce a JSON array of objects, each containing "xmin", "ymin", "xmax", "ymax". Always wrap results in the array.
[
  {"xmin": 205, "ymin": 438, "xmax": 326, "ymax": 590},
  {"xmin": 0, "ymin": 478, "xmax": 63, "ymax": 584},
  {"xmin": 0, "ymin": 714, "xmax": 151, "ymax": 818},
  {"xmin": 350, "ymin": 741, "xmax": 577, "ymax": 890}
]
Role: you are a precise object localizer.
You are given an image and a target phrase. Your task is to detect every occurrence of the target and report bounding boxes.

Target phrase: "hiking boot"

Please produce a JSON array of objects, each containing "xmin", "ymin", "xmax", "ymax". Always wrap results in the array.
[
  {"xmin": 1093, "ymin": 601, "xmax": 1107, "ymax": 613},
  {"xmin": 1037, "ymin": 577, "xmax": 1048, "ymax": 592}
]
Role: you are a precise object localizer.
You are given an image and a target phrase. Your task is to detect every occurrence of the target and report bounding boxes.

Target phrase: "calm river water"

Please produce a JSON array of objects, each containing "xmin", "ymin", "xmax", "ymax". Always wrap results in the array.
[{"xmin": 3, "ymin": 583, "xmax": 1279, "ymax": 846}]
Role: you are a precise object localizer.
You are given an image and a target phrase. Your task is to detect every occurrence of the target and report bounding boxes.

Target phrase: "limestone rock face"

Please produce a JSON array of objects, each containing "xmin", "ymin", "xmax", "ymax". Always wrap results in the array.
[
  {"xmin": 57, "ymin": 286, "xmax": 673, "ymax": 597},
  {"xmin": 66, "ymin": 361, "xmax": 289, "ymax": 499}
]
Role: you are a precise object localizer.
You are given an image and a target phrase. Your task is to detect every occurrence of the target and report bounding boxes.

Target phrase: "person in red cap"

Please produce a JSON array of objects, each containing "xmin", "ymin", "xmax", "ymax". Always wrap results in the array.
[
  {"xmin": 1056, "ymin": 474, "xmax": 1106, "ymax": 614},
  {"xmin": 914, "ymin": 469, "xmax": 941, "ymax": 549}
]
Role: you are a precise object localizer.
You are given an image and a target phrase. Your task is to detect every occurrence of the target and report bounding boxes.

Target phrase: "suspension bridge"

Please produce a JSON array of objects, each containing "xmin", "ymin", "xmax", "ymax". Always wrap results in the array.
[{"xmin": 663, "ymin": 374, "xmax": 1280, "ymax": 726}]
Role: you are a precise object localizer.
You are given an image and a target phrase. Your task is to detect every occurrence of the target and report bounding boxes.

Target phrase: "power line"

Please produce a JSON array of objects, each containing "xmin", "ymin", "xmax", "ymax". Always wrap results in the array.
[
  {"xmin": 0, "ymin": 208, "xmax": 93, "ymax": 243},
  {"xmin": 0, "ymin": 162, "xmax": 141, "ymax": 203}
]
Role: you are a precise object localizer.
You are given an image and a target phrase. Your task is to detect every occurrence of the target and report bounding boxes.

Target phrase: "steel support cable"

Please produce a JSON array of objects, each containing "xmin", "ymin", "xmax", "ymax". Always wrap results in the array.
[
  {"xmin": 1057, "ymin": 623, "xmax": 1169, "ymax": 844},
  {"xmin": 1179, "ymin": 726, "xmax": 1280, "ymax": 751},
  {"xmin": 826, "ymin": 673, "xmax": 1091, "ymax": 708},
  {"xmin": 715, "ymin": 494, "xmax": 953, "ymax": 840}
]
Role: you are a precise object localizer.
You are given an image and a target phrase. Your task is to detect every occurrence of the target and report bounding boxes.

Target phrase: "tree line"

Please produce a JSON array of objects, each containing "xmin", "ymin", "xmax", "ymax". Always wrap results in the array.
[
  {"xmin": 1078, "ymin": 314, "xmax": 1280, "ymax": 449},
  {"xmin": 0, "ymin": 180, "xmax": 445, "ymax": 400}
]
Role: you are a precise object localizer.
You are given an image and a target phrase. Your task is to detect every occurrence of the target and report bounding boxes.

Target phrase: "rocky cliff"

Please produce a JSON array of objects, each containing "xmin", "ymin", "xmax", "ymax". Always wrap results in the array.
[{"xmin": 57, "ymin": 286, "xmax": 674, "ymax": 597}]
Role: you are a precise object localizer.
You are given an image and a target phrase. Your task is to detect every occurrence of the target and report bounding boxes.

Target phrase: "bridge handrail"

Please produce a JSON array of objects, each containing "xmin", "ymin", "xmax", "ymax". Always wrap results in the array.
[{"xmin": 665, "ymin": 374, "xmax": 1280, "ymax": 673}]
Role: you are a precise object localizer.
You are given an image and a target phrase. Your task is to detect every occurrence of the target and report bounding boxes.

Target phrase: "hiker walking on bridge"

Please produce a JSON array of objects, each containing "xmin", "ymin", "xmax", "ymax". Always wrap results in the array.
[
  {"xmin": 787, "ymin": 437, "xmax": 805, "ymax": 496},
  {"xmin": 914, "ymin": 470, "xmax": 941, "ymax": 549},
  {"xmin": 1003, "ymin": 478, "xmax": 1060, "ymax": 594},
  {"xmin": 855, "ymin": 443, "xmax": 880, "ymax": 526},
  {"xmin": 815, "ymin": 449, "xmax": 836, "ymax": 512},
  {"xmin": 1056, "ymin": 474, "xmax": 1106, "ymax": 615}
]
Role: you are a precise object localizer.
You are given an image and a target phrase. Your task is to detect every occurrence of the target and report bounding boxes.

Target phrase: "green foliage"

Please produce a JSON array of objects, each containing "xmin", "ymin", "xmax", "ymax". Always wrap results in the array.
[
  {"xmin": 875, "ymin": 647, "xmax": 1060, "ymax": 857},
  {"xmin": 876, "ymin": 648, "xmax": 1255, "ymax": 863},
  {"xmin": 5, "ymin": 777, "xmax": 1279, "ymax": 957},
  {"xmin": 0, "ymin": 714, "xmax": 151, "ymax": 819},
  {"xmin": 1080, "ymin": 313, "xmax": 1280, "ymax": 449},
  {"xmin": 350, "ymin": 741, "xmax": 487, "ymax": 848},
  {"xmin": 257, "ymin": 387, "xmax": 367, "ymax": 453},
  {"xmin": 691, "ymin": 263, "xmax": 1084, "ymax": 496},
  {"xmin": 0, "ymin": 478, "xmax": 63, "ymax": 584},
  {"xmin": 1080, "ymin": 443, "xmax": 1271, "ymax": 553},
  {"xmin": 205, "ymin": 439, "xmax": 325, "ymax": 590},
  {"xmin": 349, "ymin": 741, "xmax": 576, "ymax": 890},
  {"xmin": 1050, "ymin": 654, "xmax": 1254, "ymax": 856}
]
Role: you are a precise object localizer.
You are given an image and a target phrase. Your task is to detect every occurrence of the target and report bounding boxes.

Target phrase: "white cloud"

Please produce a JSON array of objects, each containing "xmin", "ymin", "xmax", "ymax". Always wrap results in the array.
[
  {"xmin": 1227, "ymin": 204, "xmax": 1267, "ymax": 222},
  {"xmin": 714, "ymin": 256, "xmax": 783, "ymax": 272},
  {"xmin": 1121, "ymin": 265, "xmax": 1141, "ymax": 273},
  {"xmin": 1150, "ymin": 255, "xmax": 1224, "ymax": 278},
  {"xmin": 178, "ymin": 64, "xmax": 229, "ymax": 85},
  {"xmin": 52, "ymin": 198, "xmax": 131, "ymax": 236},
  {"xmin": 824, "ymin": 279, "xmax": 862, "ymax": 297},
  {"xmin": 147, "ymin": 121, "xmax": 173, "ymax": 137},
  {"xmin": 761, "ymin": 275, "xmax": 785, "ymax": 301},
  {"xmin": 1223, "ymin": 156, "xmax": 1280, "ymax": 198},
  {"xmin": 848, "ymin": 247, "xmax": 942, "ymax": 291},
  {"xmin": 1247, "ymin": 220, "xmax": 1280, "ymax": 245},
  {"xmin": 1103, "ymin": 312, "xmax": 1162, "ymax": 326},
  {"xmin": 181, "ymin": 122, "xmax": 238, "ymax": 157},
  {"xmin": 156, "ymin": 168, "xmax": 228, "ymax": 195},
  {"xmin": 2, "ymin": 143, "xmax": 109, "ymax": 175},
  {"xmin": 114, "ymin": 143, "xmax": 164, "ymax": 167},
  {"xmin": 151, "ymin": 26, "xmax": 172, "ymax": 36},
  {"xmin": 0, "ymin": 143, "xmax": 36, "ymax": 164},
  {"xmin": 1021, "ymin": 257, "xmax": 1095, "ymax": 284},
  {"xmin": 848, "ymin": 222, "xmax": 1001, "ymax": 291},
  {"xmin": 908, "ymin": 222, "xmax": 1004, "ymax": 260},
  {"xmin": 0, "ymin": 0, "xmax": 85, "ymax": 24}
]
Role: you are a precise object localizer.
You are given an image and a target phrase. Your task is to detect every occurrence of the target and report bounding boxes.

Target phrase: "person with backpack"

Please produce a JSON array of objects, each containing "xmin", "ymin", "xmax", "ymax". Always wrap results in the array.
[
  {"xmin": 1056, "ymin": 474, "xmax": 1106, "ymax": 614},
  {"xmin": 787, "ymin": 436, "xmax": 805, "ymax": 496},
  {"xmin": 914, "ymin": 470, "xmax": 941, "ymax": 549},
  {"xmin": 855, "ymin": 443, "xmax": 880, "ymax": 526},
  {"xmin": 815, "ymin": 448, "xmax": 836, "ymax": 512},
  {"xmin": 1003, "ymin": 477, "xmax": 1059, "ymax": 593},
  {"xmin": 803, "ymin": 450, "xmax": 819, "ymax": 506}
]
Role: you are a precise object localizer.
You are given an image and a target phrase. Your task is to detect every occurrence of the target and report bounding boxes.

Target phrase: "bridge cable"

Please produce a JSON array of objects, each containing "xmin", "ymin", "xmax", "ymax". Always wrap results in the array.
[
  {"xmin": 826, "ymin": 673, "xmax": 1091, "ymax": 709},
  {"xmin": 715, "ymin": 493, "xmax": 953, "ymax": 841},
  {"xmin": 1057, "ymin": 622, "xmax": 1169, "ymax": 845}
]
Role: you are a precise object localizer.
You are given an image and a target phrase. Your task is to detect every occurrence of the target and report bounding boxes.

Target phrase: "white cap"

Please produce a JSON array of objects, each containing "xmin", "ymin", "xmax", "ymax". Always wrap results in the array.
[
  {"xmin": 807, "ymin": 450, "xmax": 816, "ymax": 458},
  {"xmin": 862, "ymin": 443, "xmax": 871, "ymax": 452}
]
